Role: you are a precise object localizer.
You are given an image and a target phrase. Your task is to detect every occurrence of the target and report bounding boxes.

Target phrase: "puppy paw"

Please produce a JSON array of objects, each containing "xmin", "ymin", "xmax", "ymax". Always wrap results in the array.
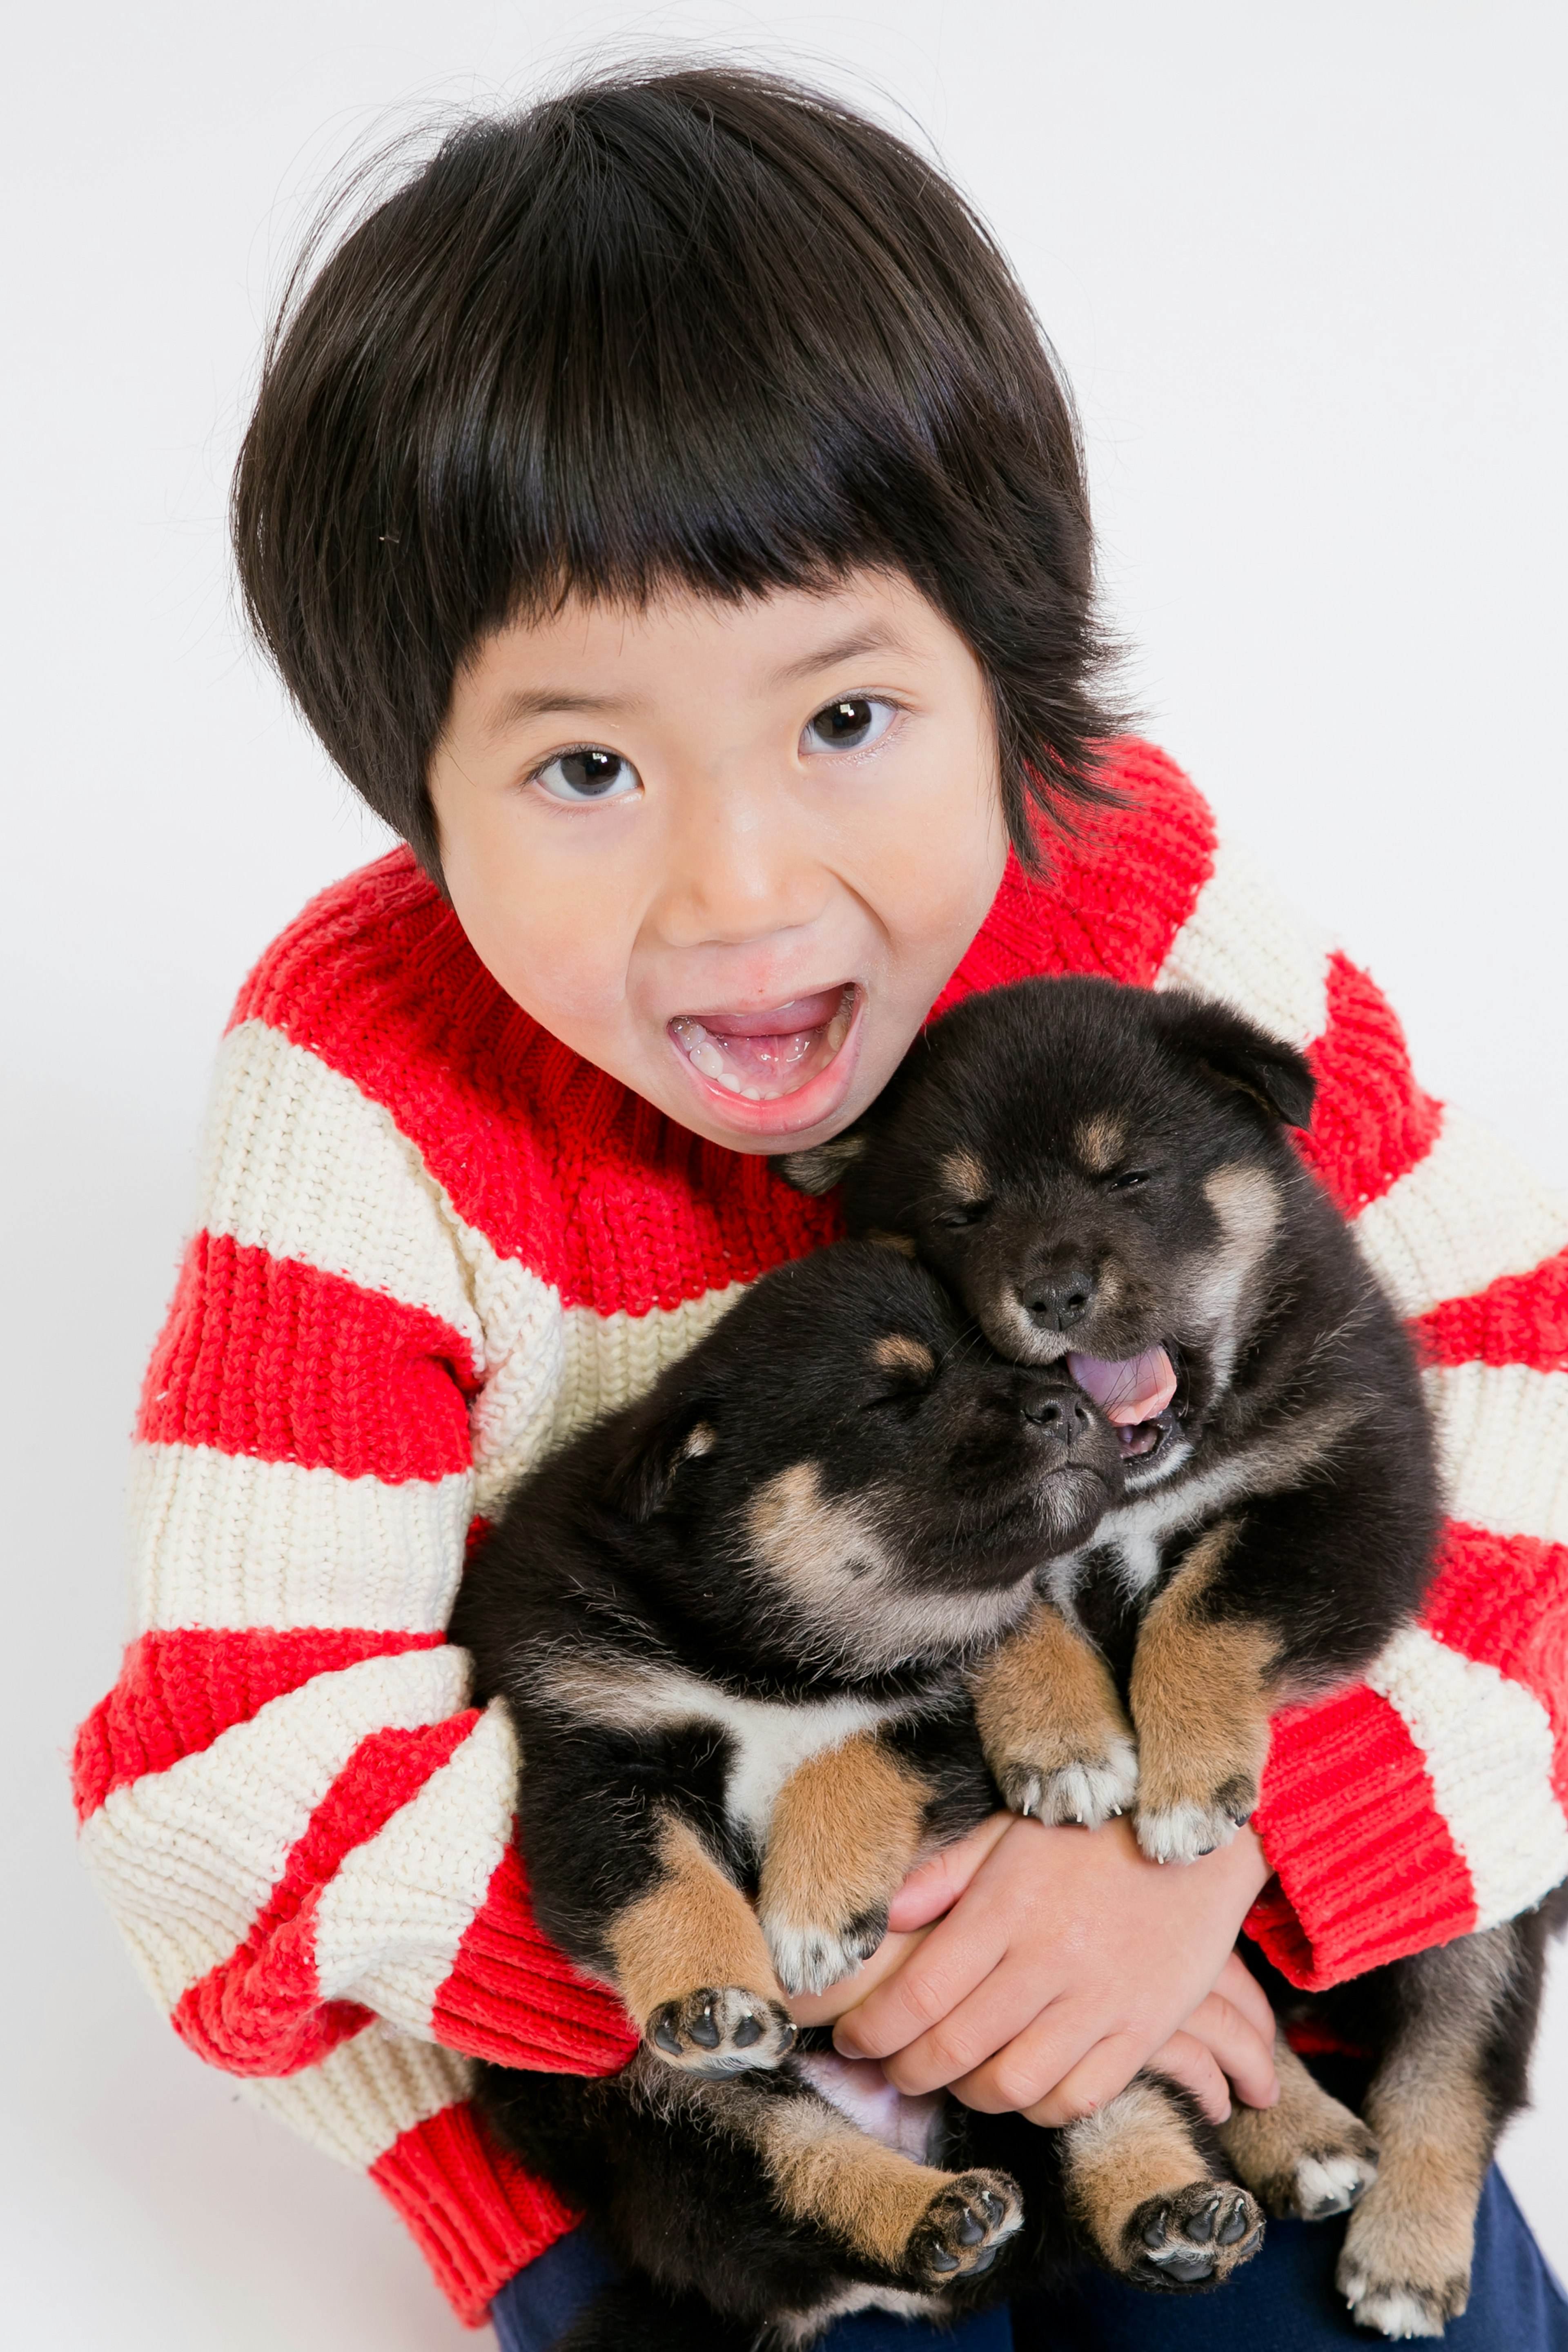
[
  {"xmin": 1265, "ymin": 2125, "xmax": 1380, "ymax": 2222},
  {"xmin": 762, "ymin": 1904, "xmax": 888, "ymax": 1997},
  {"xmin": 906, "ymin": 2172, "xmax": 1023, "ymax": 2290},
  {"xmin": 996, "ymin": 1732, "xmax": 1139, "ymax": 1831},
  {"xmin": 1338, "ymin": 2261, "xmax": 1467, "ymax": 2339},
  {"xmin": 1337, "ymin": 2189, "xmax": 1472, "ymax": 2339},
  {"xmin": 1134, "ymin": 1774, "xmax": 1257, "ymax": 1865},
  {"xmin": 1123, "ymin": 2181, "xmax": 1264, "ymax": 2290},
  {"xmin": 645, "ymin": 1987, "xmax": 796, "ymax": 2077}
]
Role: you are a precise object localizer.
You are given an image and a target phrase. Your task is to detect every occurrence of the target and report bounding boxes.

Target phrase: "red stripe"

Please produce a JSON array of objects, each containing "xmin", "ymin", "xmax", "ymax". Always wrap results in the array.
[
  {"xmin": 1412, "ymin": 1248, "xmax": 1568, "ymax": 1375},
  {"xmin": 137, "ymin": 1232, "xmax": 477, "ymax": 1482},
  {"xmin": 1296, "ymin": 953, "xmax": 1443, "ymax": 1218},
  {"xmin": 1423, "ymin": 1522, "xmax": 1568, "ymax": 1805},
  {"xmin": 370, "ymin": 2098, "xmax": 580, "ymax": 2326},
  {"xmin": 431, "ymin": 1842, "xmax": 639, "ymax": 2076},
  {"xmin": 172, "ymin": 1712, "xmax": 479, "ymax": 2076},
  {"xmin": 71, "ymin": 1626, "xmax": 446, "ymax": 1820},
  {"xmin": 1248, "ymin": 1681, "xmax": 1475, "ymax": 1991},
  {"xmin": 933, "ymin": 739, "xmax": 1217, "ymax": 1016}
]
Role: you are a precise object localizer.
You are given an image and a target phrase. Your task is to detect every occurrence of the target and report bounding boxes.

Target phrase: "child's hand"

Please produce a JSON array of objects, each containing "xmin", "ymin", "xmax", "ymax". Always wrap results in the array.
[{"xmin": 825, "ymin": 1811, "xmax": 1278, "ymax": 2127}]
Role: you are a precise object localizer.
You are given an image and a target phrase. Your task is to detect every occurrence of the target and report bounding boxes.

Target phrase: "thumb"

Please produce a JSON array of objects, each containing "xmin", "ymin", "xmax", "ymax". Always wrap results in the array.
[{"xmin": 886, "ymin": 1811, "xmax": 1012, "ymax": 1930}]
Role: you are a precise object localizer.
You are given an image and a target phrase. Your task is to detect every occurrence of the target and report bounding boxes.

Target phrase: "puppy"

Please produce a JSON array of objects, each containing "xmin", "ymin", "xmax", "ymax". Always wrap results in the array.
[
  {"xmin": 780, "ymin": 975, "xmax": 1564, "ymax": 2337},
  {"xmin": 454, "ymin": 1242, "xmax": 1335, "ymax": 2348}
]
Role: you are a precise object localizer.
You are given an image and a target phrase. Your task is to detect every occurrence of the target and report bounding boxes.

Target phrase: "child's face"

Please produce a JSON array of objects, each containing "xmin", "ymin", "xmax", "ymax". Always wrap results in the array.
[{"xmin": 429, "ymin": 570, "xmax": 1008, "ymax": 1153}]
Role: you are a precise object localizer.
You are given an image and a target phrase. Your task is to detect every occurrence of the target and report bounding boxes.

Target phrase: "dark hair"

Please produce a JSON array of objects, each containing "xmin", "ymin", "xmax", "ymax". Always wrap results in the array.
[{"xmin": 234, "ymin": 63, "xmax": 1122, "ymax": 879}]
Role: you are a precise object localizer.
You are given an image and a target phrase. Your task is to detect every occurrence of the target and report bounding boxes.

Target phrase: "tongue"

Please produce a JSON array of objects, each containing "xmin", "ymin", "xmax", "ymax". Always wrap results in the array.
[
  {"xmin": 697, "ymin": 989, "xmax": 847, "ymax": 1040},
  {"xmin": 1067, "ymin": 1345, "xmax": 1177, "ymax": 1427}
]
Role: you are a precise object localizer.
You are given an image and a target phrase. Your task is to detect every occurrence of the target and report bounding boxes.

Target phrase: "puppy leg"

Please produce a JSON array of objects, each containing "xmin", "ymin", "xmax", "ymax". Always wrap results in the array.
[
  {"xmin": 1060, "ymin": 2073, "xmax": 1264, "ymax": 2289},
  {"xmin": 758, "ymin": 1733, "xmax": 931, "ymax": 1995},
  {"xmin": 1129, "ymin": 1522, "xmax": 1276, "ymax": 1864},
  {"xmin": 609, "ymin": 1813, "xmax": 796, "ymax": 2075},
  {"xmin": 968, "ymin": 1596, "xmax": 1139, "ymax": 1829},
  {"xmin": 751, "ymin": 2076, "xmax": 1024, "ymax": 2295},
  {"xmin": 1218, "ymin": 2031, "xmax": 1378, "ymax": 2219},
  {"xmin": 1337, "ymin": 1927, "xmax": 1524, "ymax": 2338}
]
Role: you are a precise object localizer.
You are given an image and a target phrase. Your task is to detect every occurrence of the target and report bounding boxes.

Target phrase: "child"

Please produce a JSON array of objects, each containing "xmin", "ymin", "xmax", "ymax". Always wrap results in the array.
[{"xmin": 74, "ymin": 64, "xmax": 1568, "ymax": 2349}]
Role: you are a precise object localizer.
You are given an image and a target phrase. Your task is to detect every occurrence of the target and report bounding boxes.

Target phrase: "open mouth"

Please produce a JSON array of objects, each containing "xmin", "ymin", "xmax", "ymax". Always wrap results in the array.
[
  {"xmin": 669, "ymin": 985, "xmax": 857, "ymax": 1105},
  {"xmin": 1067, "ymin": 1343, "xmax": 1181, "ymax": 1461}
]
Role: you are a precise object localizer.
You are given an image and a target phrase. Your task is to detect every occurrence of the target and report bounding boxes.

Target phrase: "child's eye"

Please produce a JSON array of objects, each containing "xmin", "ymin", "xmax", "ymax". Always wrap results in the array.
[
  {"xmin": 799, "ymin": 697, "xmax": 898, "ymax": 757},
  {"xmin": 532, "ymin": 746, "xmax": 641, "ymax": 804}
]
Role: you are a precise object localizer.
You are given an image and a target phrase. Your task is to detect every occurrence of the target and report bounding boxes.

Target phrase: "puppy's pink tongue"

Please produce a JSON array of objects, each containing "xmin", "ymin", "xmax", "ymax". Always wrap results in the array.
[{"xmin": 1067, "ymin": 1345, "xmax": 1177, "ymax": 1426}]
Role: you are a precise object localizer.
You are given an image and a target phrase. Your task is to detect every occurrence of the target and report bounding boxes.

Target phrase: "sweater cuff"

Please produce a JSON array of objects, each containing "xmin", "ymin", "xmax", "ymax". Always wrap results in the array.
[
  {"xmin": 1243, "ymin": 1682, "xmax": 1475, "ymax": 1991},
  {"xmin": 369, "ymin": 2096, "xmax": 580, "ymax": 2325},
  {"xmin": 431, "ymin": 1844, "xmax": 641, "ymax": 2074}
]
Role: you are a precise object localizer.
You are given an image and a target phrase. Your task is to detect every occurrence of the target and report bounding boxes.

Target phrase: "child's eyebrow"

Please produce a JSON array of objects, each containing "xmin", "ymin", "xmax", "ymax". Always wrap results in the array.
[
  {"xmin": 481, "ymin": 686, "xmax": 644, "ymax": 739},
  {"xmin": 768, "ymin": 628, "xmax": 911, "ymax": 688}
]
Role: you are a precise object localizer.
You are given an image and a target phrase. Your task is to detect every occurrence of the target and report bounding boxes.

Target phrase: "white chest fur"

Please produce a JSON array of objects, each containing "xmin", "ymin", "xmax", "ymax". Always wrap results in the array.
[{"xmin": 548, "ymin": 1657, "xmax": 905, "ymax": 1847}]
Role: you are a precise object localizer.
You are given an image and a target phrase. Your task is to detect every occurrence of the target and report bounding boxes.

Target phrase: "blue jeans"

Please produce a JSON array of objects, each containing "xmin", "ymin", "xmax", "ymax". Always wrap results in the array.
[{"xmin": 490, "ymin": 2168, "xmax": 1568, "ymax": 2350}]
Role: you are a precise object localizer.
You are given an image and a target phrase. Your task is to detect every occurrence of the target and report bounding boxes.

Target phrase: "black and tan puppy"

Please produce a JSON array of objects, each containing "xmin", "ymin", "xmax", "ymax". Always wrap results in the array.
[
  {"xmin": 454, "ymin": 1242, "xmax": 1327, "ymax": 2347},
  {"xmin": 780, "ymin": 976, "xmax": 1563, "ymax": 2337}
]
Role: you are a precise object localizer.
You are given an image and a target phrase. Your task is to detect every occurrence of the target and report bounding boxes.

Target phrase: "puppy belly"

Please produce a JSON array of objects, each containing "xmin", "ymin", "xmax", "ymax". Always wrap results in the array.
[{"xmin": 796, "ymin": 2050, "xmax": 943, "ymax": 2163}]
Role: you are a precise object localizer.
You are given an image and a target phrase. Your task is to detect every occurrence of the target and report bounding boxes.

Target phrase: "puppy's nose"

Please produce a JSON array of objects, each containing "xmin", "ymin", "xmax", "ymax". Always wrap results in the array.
[
  {"xmin": 1022, "ymin": 1267, "xmax": 1096, "ymax": 1332},
  {"xmin": 1021, "ymin": 1388, "xmax": 1096, "ymax": 1434}
]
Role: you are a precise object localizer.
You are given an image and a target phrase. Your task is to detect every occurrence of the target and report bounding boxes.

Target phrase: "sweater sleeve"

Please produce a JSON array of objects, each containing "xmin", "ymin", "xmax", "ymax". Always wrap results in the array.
[
  {"xmin": 1149, "ymin": 817, "xmax": 1568, "ymax": 1989},
  {"xmin": 71, "ymin": 1010, "xmax": 637, "ymax": 2322}
]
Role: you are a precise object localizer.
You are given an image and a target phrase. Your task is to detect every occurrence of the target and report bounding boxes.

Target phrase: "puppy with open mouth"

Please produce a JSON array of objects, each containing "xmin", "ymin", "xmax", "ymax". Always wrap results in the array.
[{"xmin": 781, "ymin": 975, "xmax": 1566, "ymax": 2339}]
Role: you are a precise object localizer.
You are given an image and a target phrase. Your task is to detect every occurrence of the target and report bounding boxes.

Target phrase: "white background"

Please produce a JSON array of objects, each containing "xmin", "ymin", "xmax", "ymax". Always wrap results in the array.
[{"xmin": 2, "ymin": 2, "xmax": 1564, "ymax": 2344}]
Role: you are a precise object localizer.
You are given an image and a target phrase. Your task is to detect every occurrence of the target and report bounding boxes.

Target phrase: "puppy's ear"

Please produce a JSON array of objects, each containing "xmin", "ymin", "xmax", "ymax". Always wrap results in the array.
[
  {"xmin": 1158, "ymin": 994, "xmax": 1317, "ymax": 1130},
  {"xmin": 771, "ymin": 1128, "xmax": 868, "ymax": 1196},
  {"xmin": 611, "ymin": 1408, "xmax": 717, "ymax": 1523}
]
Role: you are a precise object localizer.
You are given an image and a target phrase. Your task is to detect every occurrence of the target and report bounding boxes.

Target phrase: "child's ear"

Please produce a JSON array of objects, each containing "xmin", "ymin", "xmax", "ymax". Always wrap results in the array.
[
  {"xmin": 771, "ymin": 1128, "xmax": 868, "ymax": 1196},
  {"xmin": 612, "ymin": 1409, "xmax": 718, "ymax": 1523},
  {"xmin": 1156, "ymin": 993, "xmax": 1317, "ymax": 1130}
]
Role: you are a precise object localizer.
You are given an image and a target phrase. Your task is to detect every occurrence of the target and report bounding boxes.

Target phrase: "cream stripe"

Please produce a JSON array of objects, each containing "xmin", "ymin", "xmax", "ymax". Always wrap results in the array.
[
  {"xmin": 199, "ymin": 1022, "xmax": 484, "ymax": 1361},
  {"xmin": 130, "ymin": 1442, "xmax": 474, "ymax": 1633},
  {"xmin": 1367, "ymin": 1626, "xmax": 1568, "ymax": 1929},
  {"xmin": 471, "ymin": 1287, "xmax": 744, "ymax": 1518},
  {"xmin": 1426, "ymin": 1363, "xmax": 1568, "ymax": 1550},
  {"xmin": 1354, "ymin": 1107, "xmax": 1568, "ymax": 1321},
  {"xmin": 1154, "ymin": 836, "xmax": 1332, "ymax": 1050},
  {"xmin": 241, "ymin": 2020, "xmax": 472, "ymax": 2169},
  {"xmin": 78, "ymin": 1647, "xmax": 472, "ymax": 2011},
  {"xmin": 315, "ymin": 1700, "xmax": 519, "ymax": 2035}
]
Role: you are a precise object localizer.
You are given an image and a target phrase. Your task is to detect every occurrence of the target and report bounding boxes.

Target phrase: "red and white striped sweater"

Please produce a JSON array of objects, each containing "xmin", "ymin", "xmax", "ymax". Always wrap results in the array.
[{"xmin": 74, "ymin": 742, "xmax": 1568, "ymax": 2324}]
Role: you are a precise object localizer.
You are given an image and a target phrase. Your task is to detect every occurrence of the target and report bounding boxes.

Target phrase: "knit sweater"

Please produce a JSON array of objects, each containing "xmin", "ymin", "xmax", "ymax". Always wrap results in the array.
[{"xmin": 73, "ymin": 741, "xmax": 1568, "ymax": 2325}]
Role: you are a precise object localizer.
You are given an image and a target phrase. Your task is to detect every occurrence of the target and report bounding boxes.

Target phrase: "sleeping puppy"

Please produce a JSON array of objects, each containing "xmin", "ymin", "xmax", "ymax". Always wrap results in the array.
[
  {"xmin": 454, "ymin": 1241, "xmax": 1355, "ymax": 2348},
  {"xmin": 779, "ymin": 975, "xmax": 1564, "ymax": 2338}
]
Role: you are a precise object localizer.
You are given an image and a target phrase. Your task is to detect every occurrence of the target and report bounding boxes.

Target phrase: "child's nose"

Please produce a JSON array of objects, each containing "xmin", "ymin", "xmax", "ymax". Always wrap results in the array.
[{"xmin": 657, "ymin": 773, "xmax": 831, "ymax": 949}]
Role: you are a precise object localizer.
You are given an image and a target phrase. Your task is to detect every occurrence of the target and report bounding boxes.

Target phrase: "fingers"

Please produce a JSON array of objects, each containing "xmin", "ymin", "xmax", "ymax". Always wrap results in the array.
[
  {"xmin": 1174, "ymin": 1982, "xmax": 1279, "ymax": 2111},
  {"xmin": 831, "ymin": 1906, "xmax": 1010, "ymax": 2064},
  {"xmin": 885, "ymin": 1812, "xmax": 1012, "ymax": 1932},
  {"xmin": 1212, "ymin": 1949, "xmax": 1278, "ymax": 2054}
]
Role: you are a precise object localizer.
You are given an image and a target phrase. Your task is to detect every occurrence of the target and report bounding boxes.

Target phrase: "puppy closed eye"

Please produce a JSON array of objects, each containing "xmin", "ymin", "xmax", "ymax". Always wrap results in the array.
[
  {"xmin": 1105, "ymin": 1168, "xmax": 1155, "ymax": 1194},
  {"xmin": 936, "ymin": 1199, "xmax": 992, "ymax": 1230}
]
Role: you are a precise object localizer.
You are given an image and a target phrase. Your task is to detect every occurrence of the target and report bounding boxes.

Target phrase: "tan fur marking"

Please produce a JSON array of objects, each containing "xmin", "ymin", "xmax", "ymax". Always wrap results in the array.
[
  {"xmin": 939, "ymin": 1147, "xmax": 989, "ymax": 1203},
  {"xmin": 865, "ymin": 1229, "xmax": 919, "ymax": 1258},
  {"xmin": 1130, "ymin": 1521, "xmax": 1278, "ymax": 1826},
  {"xmin": 1074, "ymin": 1114, "xmax": 1127, "ymax": 1175},
  {"xmin": 607, "ymin": 1815, "xmax": 780, "ymax": 2027},
  {"xmin": 749, "ymin": 1462, "xmax": 875, "ymax": 1587},
  {"xmin": 760, "ymin": 1734, "xmax": 928, "ymax": 1942},
  {"xmin": 1220, "ymin": 2032, "xmax": 1377, "ymax": 2214},
  {"xmin": 871, "ymin": 1335, "xmax": 936, "ymax": 1379},
  {"xmin": 1061, "ymin": 2079, "xmax": 1215, "ymax": 2264},
  {"xmin": 969, "ymin": 1597, "xmax": 1135, "ymax": 1819},
  {"xmin": 761, "ymin": 2100, "xmax": 964, "ymax": 2269}
]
